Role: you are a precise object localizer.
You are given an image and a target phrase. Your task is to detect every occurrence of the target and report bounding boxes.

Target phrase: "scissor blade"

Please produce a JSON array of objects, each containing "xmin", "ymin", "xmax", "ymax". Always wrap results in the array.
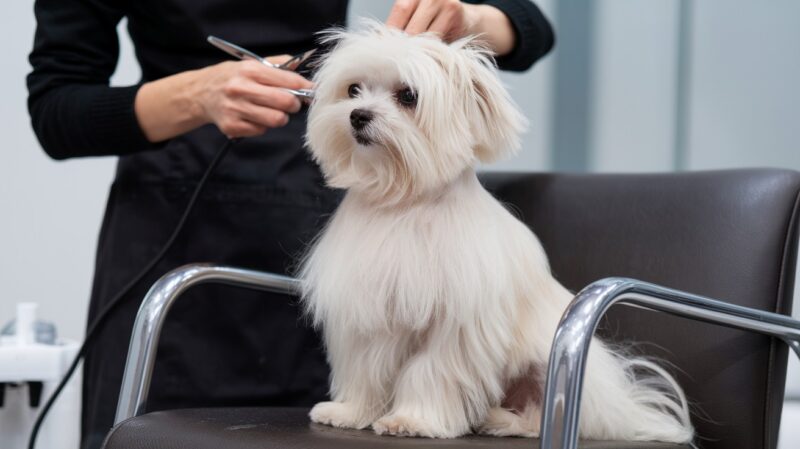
[
  {"xmin": 278, "ymin": 49, "xmax": 318, "ymax": 71},
  {"xmin": 207, "ymin": 36, "xmax": 277, "ymax": 67},
  {"xmin": 284, "ymin": 88, "xmax": 315, "ymax": 101}
]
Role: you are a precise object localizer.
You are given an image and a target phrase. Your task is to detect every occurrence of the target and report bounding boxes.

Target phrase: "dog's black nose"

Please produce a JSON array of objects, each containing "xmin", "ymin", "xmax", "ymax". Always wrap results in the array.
[{"xmin": 350, "ymin": 108, "xmax": 373, "ymax": 130}]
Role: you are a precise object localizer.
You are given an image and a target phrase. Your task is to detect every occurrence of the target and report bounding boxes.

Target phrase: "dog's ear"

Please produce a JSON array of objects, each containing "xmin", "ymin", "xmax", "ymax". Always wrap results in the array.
[{"xmin": 458, "ymin": 42, "xmax": 528, "ymax": 163}]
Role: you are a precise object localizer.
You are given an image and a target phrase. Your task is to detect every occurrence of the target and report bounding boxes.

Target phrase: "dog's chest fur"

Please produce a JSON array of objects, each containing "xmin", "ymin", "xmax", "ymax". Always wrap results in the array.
[{"xmin": 300, "ymin": 172, "xmax": 546, "ymax": 332}]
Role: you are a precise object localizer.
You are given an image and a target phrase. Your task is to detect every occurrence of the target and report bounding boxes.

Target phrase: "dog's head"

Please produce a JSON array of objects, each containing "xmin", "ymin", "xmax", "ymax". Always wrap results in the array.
[{"xmin": 306, "ymin": 21, "xmax": 527, "ymax": 205}]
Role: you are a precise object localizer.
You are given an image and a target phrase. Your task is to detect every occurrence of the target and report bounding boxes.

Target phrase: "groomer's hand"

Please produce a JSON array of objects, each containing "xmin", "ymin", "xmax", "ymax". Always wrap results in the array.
[
  {"xmin": 386, "ymin": 0, "xmax": 515, "ymax": 56},
  {"xmin": 134, "ymin": 56, "xmax": 313, "ymax": 142},
  {"xmin": 195, "ymin": 59, "xmax": 312, "ymax": 138}
]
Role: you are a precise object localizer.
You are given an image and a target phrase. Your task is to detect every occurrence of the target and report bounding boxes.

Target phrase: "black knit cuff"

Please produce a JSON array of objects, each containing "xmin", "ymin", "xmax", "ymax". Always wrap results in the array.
[
  {"xmin": 465, "ymin": 0, "xmax": 555, "ymax": 72},
  {"xmin": 86, "ymin": 84, "xmax": 154, "ymax": 155}
]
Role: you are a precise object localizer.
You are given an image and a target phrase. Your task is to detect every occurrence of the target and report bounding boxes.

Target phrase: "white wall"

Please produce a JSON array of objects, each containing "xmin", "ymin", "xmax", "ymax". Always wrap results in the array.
[
  {"xmin": 686, "ymin": 0, "xmax": 800, "ymax": 171},
  {"xmin": 587, "ymin": 0, "xmax": 800, "ymax": 174},
  {"xmin": 589, "ymin": 0, "xmax": 680, "ymax": 172}
]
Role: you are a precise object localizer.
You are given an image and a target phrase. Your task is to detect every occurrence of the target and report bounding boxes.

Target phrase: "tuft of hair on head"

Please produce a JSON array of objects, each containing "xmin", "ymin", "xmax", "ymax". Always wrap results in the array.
[{"xmin": 311, "ymin": 18, "xmax": 406, "ymax": 83}]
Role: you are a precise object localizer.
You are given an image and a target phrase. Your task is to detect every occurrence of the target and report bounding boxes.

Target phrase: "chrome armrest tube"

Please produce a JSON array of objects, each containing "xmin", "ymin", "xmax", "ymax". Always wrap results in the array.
[
  {"xmin": 113, "ymin": 264, "xmax": 300, "ymax": 425},
  {"xmin": 539, "ymin": 277, "xmax": 800, "ymax": 449},
  {"xmin": 113, "ymin": 266, "xmax": 800, "ymax": 447}
]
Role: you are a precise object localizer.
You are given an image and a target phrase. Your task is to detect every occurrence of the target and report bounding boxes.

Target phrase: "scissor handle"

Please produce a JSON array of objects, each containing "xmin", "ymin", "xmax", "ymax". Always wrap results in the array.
[{"xmin": 207, "ymin": 35, "xmax": 315, "ymax": 101}]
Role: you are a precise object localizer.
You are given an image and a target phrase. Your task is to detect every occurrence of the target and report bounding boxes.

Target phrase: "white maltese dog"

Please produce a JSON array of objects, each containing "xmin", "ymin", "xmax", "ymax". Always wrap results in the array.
[{"xmin": 299, "ymin": 22, "xmax": 694, "ymax": 443}]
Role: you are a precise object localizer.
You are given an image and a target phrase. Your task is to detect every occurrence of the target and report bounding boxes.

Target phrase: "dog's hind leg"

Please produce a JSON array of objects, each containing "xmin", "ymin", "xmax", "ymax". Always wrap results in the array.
[
  {"xmin": 478, "ymin": 363, "xmax": 543, "ymax": 438},
  {"xmin": 478, "ymin": 406, "xmax": 540, "ymax": 437}
]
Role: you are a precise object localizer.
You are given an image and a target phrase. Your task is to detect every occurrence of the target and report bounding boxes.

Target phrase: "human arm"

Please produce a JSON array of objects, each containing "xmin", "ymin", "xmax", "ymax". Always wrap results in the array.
[
  {"xmin": 386, "ymin": 0, "xmax": 554, "ymax": 71},
  {"xmin": 26, "ymin": 0, "xmax": 312, "ymax": 159},
  {"xmin": 133, "ymin": 59, "xmax": 311, "ymax": 142},
  {"xmin": 26, "ymin": 0, "xmax": 144, "ymax": 159}
]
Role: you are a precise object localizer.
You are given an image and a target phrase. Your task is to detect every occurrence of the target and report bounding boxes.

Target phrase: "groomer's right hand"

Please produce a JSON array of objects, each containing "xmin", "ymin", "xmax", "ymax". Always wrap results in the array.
[
  {"xmin": 196, "ymin": 59, "xmax": 313, "ymax": 138},
  {"xmin": 134, "ymin": 58, "xmax": 313, "ymax": 142}
]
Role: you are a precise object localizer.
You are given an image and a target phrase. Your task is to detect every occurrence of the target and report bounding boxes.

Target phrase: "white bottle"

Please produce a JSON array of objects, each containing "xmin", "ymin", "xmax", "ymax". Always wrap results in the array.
[{"xmin": 16, "ymin": 303, "xmax": 37, "ymax": 346}]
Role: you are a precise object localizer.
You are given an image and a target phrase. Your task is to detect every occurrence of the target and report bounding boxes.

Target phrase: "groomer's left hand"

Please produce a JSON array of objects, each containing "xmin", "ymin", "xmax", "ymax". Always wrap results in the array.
[{"xmin": 386, "ymin": 0, "xmax": 516, "ymax": 56}]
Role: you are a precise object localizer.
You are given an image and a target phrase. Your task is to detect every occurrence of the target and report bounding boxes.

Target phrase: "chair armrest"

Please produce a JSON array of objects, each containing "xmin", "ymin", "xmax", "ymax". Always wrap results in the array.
[
  {"xmin": 114, "ymin": 264, "xmax": 299, "ymax": 424},
  {"xmin": 113, "ymin": 266, "xmax": 800, "ymax": 449},
  {"xmin": 539, "ymin": 277, "xmax": 800, "ymax": 449}
]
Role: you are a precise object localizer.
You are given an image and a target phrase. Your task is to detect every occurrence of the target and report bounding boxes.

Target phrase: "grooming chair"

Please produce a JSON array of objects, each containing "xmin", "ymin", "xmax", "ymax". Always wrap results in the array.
[{"xmin": 103, "ymin": 169, "xmax": 800, "ymax": 449}]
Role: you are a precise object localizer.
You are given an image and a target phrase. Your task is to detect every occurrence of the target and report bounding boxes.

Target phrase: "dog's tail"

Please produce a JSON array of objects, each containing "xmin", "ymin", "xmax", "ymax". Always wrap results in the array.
[
  {"xmin": 578, "ymin": 342, "xmax": 694, "ymax": 443},
  {"xmin": 622, "ymin": 357, "xmax": 694, "ymax": 442}
]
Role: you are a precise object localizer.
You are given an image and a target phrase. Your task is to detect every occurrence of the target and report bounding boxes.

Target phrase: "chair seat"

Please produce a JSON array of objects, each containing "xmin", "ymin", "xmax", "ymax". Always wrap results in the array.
[{"xmin": 102, "ymin": 407, "xmax": 691, "ymax": 449}]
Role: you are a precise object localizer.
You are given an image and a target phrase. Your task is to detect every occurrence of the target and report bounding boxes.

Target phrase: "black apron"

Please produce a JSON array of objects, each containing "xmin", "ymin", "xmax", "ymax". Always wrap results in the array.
[{"xmin": 82, "ymin": 2, "xmax": 348, "ymax": 447}]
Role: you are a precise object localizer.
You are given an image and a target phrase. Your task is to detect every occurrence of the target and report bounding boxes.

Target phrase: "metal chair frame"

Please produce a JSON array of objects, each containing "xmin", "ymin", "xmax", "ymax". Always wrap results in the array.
[{"xmin": 113, "ymin": 264, "xmax": 800, "ymax": 449}]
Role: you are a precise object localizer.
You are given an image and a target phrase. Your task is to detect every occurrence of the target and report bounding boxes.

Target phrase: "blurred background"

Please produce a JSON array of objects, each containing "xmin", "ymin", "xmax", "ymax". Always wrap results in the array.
[{"xmin": 1, "ymin": 0, "xmax": 798, "ymax": 447}]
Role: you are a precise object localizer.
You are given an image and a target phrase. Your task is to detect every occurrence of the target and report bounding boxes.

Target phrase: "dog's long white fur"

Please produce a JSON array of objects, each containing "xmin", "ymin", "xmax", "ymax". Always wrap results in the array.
[{"xmin": 299, "ymin": 21, "xmax": 694, "ymax": 443}]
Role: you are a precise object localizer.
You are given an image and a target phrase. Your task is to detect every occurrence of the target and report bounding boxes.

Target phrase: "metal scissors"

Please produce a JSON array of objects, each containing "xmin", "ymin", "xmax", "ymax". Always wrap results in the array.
[{"xmin": 207, "ymin": 36, "xmax": 315, "ymax": 101}]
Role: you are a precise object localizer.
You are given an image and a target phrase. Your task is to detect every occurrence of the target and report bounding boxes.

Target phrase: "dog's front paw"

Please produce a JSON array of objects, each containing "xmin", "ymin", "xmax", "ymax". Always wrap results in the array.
[
  {"xmin": 373, "ymin": 413, "xmax": 459, "ymax": 438},
  {"xmin": 309, "ymin": 401, "xmax": 366, "ymax": 429}
]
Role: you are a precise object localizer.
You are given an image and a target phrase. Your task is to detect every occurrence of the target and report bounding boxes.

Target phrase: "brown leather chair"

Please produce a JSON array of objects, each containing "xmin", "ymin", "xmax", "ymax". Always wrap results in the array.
[{"xmin": 103, "ymin": 169, "xmax": 800, "ymax": 449}]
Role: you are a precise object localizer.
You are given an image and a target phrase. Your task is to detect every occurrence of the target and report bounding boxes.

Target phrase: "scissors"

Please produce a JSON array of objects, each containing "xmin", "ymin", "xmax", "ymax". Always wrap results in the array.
[{"xmin": 207, "ymin": 36, "xmax": 315, "ymax": 101}]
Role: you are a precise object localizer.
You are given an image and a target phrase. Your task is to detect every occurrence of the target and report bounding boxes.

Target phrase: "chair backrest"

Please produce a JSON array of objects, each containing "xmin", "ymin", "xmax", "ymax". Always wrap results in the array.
[{"xmin": 481, "ymin": 169, "xmax": 800, "ymax": 449}]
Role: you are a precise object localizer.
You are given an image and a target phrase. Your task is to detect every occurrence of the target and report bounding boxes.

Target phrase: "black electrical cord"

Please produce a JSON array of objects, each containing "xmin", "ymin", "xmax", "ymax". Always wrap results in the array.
[{"xmin": 27, "ymin": 138, "xmax": 238, "ymax": 449}]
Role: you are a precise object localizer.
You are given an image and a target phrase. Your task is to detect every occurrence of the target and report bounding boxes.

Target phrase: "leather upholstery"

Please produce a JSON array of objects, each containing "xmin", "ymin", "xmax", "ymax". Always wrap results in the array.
[
  {"xmin": 481, "ymin": 169, "xmax": 800, "ymax": 449},
  {"xmin": 103, "ymin": 407, "xmax": 688, "ymax": 449},
  {"xmin": 103, "ymin": 169, "xmax": 800, "ymax": 449}
]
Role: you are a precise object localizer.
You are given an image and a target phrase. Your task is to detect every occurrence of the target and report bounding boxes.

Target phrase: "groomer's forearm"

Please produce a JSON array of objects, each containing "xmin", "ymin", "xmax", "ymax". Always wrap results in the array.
[
  {"xmin": 468, "ymin": 4, "xmax": 516, "ymax": 57},
  {"xmin": 134, "ymin": 70, "xmax": 207, "ymax": 143}
]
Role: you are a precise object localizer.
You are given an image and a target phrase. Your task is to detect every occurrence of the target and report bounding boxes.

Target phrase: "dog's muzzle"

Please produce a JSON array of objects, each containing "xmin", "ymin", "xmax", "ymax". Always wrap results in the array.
[{"xmin": 350, "ymin": 108, "xmax": 374, "ymax": 145}]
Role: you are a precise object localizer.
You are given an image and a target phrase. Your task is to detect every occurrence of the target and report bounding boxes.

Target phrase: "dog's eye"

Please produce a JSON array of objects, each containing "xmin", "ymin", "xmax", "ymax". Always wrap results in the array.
[
  {"xmin": 347, "ymin": 83, "xmax": 360, "ymax": 98},
  {"xmin": 395, "ymin": 87, "xmax": 417, "ymax": 108}
]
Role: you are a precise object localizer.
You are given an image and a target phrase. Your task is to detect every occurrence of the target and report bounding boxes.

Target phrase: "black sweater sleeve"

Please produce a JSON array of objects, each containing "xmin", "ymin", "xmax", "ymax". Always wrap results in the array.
[
  {"xmin": 466, "ymin": 0, "xmax": 555, "ymax": 71},
  {"xmin": 26, "ymin": 0, "xmax": 151, "ymax": 160}
]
